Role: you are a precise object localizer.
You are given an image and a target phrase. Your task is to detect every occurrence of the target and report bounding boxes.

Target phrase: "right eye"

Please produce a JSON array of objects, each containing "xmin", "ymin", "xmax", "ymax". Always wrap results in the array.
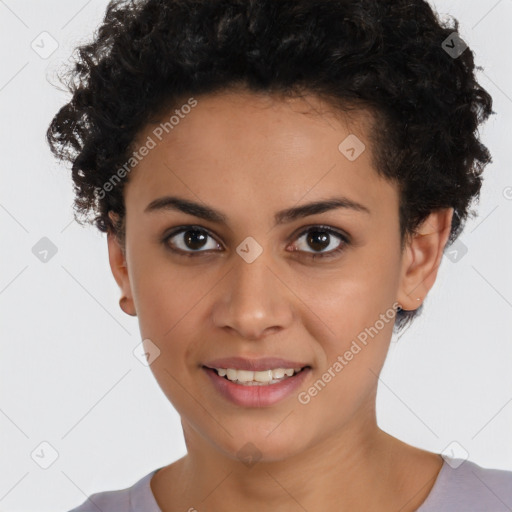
[{"xmin": 162, "ymin": 226, "xmax": 222, "ymax": 257}]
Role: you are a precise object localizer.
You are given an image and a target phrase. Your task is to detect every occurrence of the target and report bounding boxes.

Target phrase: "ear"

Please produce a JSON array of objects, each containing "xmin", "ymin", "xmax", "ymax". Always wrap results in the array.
[
  {"xmin": 396, "ymin": 207, "xmax": 454, "ymax": 311},
  {"xmin": 107, "ymin": 212, "xmax": 136, "ymax": 316}
]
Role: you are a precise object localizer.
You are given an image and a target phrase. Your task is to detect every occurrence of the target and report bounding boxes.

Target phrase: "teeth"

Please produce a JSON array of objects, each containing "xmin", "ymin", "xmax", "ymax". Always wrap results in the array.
[
  {"xmin": 273, "ymin": 368, "xmax": 286, "ymax": 379},
  {"xmin": 213, "ymin": 367, "xmax": 304, "ymax": 385},
  {"xmin": 226, "ymin": 368, "xmax": 237, "ymax": 381}
]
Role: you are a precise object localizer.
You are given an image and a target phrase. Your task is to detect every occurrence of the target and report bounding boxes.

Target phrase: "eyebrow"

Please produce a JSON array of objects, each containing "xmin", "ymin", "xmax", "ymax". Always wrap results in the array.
[{"xmin": 144, "ymin": 195, "xmax": 370, "ymax": 226}]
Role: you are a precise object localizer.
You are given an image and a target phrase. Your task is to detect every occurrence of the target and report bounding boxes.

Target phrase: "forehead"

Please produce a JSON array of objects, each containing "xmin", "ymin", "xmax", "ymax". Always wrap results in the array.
[{"xmin": 125, "ymin": 90, "xmax": 398, "ymax": 226}]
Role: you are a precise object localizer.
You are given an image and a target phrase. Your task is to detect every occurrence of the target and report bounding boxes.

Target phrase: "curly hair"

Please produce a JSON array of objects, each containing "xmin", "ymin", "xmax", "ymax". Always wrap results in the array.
[{"xmin": 46, "ymin": 0, "xmax": 494, "ymax": 333}]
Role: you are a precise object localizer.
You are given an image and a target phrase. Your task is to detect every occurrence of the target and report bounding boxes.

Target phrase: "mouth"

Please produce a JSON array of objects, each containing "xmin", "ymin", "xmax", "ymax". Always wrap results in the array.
[
  {"xmin": 204, "ymin": 366, "xmax": 310, "ymax": 386},
  {"xmin": 201, "ymin": 358, "xmax": 312, "ymax": 407}
]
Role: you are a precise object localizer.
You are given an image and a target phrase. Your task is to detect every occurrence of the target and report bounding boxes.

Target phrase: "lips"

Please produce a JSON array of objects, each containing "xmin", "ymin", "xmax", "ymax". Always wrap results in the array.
[
  {"xmin": 203, "ymin": 365, "xmax": 312, "ymax": 407},
  {"xmin": 203, "ymin": 356, "xmax": 310, "ymax": 372}
]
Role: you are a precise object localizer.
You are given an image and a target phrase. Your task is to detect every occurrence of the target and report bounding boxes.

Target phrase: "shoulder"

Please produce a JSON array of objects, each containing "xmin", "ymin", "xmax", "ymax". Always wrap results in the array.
[
  {"xmin": 67, "ymin": 487, "xmax": 129, "ymax": 512},
  {"xmin": 419, "ymin": 457, "xmax": 512, "ymax": 512},
  {"xmin": 66, "ymin": 468, "xmax": 161, "ymax": 512}
]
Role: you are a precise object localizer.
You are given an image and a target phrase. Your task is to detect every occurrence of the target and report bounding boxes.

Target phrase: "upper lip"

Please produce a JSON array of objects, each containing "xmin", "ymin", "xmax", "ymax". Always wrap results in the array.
[{"xmin": 203, "ymin": 357, "xmax": 310, "ymax": 372}]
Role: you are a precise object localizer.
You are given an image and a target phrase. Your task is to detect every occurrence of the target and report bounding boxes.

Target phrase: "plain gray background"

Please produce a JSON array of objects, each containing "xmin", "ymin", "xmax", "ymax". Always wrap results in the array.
[{"xmin": 1, "ymin": 0, "xmax": 511, "ymax": 510}]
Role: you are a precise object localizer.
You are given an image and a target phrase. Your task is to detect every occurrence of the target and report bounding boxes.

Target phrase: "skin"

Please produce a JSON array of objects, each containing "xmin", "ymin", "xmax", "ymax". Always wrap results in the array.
[{"xmin": 108, "ymin": 89, "xmax": 453, "ymax": 511}]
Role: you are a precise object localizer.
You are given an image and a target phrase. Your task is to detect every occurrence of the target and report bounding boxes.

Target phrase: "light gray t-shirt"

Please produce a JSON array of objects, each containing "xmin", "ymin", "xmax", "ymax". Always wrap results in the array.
[{"xmin": 67, "ymin": 457, "xmax": 512, "ymax": 511}]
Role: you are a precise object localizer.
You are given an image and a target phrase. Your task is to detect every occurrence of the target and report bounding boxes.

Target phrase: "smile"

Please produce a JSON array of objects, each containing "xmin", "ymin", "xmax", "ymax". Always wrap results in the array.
[
  {"xmin": 202, "ymin": 364, "xmax": 312, "ymax": 407},
  {"xmin": 212, "ymin": 367, "xmax": 305, "ymax": 385}
]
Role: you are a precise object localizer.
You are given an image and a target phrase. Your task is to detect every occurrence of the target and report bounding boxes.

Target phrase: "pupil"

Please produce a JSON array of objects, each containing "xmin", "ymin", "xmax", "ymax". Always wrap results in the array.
[
  {"xmin": 185, "ymin": 230, "xmax": 207, "ymax": 250},
  {"xmin": 308, "ymin": 230, "xmax": 329, "ymax": 252}
]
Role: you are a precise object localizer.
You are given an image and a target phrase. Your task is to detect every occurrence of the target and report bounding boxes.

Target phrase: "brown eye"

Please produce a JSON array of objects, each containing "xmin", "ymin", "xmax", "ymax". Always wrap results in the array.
[
  {"xmin": 163, "ymin": 227, "xmax": 221, "ymax": 255},
  {"xmin": 162, "ymin": 224, "xmax": 349, "ymax": 260},
  {"xmin": 292, "ymin": 226, "xmax": 349, "ymax": 260}
]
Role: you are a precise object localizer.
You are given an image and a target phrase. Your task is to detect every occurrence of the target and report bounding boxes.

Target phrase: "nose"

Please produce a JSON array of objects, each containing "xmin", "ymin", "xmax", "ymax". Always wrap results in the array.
[{"xmin": 211, "ymin": 251, "xmax": 294, "ymax": 341}]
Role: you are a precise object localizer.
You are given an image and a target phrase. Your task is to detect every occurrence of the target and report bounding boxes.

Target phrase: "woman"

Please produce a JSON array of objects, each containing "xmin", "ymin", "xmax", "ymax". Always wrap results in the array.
[{"xmin": 47, "ymin": 0, "xmax": 512, "ymax": 510}]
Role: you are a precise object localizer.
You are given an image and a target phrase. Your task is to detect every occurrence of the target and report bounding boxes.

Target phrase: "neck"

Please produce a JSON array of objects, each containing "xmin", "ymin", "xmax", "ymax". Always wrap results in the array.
[{"xmin": 151, "ymin": 403, "xmax": 443, "ymax": 511}]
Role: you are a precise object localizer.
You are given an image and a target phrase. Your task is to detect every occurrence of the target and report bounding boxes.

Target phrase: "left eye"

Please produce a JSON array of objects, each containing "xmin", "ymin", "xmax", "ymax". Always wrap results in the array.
[
  {"xmin": 162, "ymin": 225, "xmax": 349, "ymax": 259},
  {"xmin": 291, "ymin": 226, "xmax": 349, "ymax": 259}
]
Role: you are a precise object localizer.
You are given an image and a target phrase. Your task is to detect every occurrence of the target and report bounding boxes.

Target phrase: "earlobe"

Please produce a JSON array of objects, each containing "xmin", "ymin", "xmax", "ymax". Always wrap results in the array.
[
  {"xmin": 396, "ymin": 208, "xmax": 454, "ymax": 311},
  {"xmin": 119, "ymin": 295, "xmax": 137, "ymax": 317}
]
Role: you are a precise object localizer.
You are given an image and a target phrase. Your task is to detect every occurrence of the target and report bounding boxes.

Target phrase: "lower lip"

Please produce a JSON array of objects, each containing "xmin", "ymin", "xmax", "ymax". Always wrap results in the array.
[{"xmin": 203, "ymin": 367, "xmax": 311, "ymax": 407}]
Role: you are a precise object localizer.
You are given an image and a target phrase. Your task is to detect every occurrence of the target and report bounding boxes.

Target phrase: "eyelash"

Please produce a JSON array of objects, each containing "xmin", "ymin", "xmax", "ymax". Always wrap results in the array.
[{"xmin": 161, "ymin": 224, "xmax": 350, "ymax": 261}]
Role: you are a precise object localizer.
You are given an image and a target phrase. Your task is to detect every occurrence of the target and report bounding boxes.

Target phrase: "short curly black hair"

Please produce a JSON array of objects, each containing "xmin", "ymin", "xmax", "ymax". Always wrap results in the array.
[{"xmin": 46, "ymin": 0, "xmax": 494, "ymax": 333}]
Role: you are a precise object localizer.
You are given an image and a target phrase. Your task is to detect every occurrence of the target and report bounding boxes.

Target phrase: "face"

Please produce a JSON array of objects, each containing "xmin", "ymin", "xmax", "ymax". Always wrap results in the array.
[{"xmin": 108, "ymin": 90, "xmax": 452, "ymax": 463}]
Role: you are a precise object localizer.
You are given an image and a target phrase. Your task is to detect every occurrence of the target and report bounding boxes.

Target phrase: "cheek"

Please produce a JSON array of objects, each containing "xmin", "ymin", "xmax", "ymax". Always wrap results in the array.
[
  {"xmin": 297, "ymin": 287, "xmax": 395, "ymax": 426},
  {"xmin": 297, "ymin": 253, "xmax": 400, "ymax": 345},
  {"xmin": 294, "ymin": 246, "xmax": 400, "ymax": 395},
  {"xmin": 128, "ymin": 252, "xmax": 214, "ymax": 381},
  {"xmin": 128, "ymin": 244, "xmax": 202, "ymax": 338}
]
